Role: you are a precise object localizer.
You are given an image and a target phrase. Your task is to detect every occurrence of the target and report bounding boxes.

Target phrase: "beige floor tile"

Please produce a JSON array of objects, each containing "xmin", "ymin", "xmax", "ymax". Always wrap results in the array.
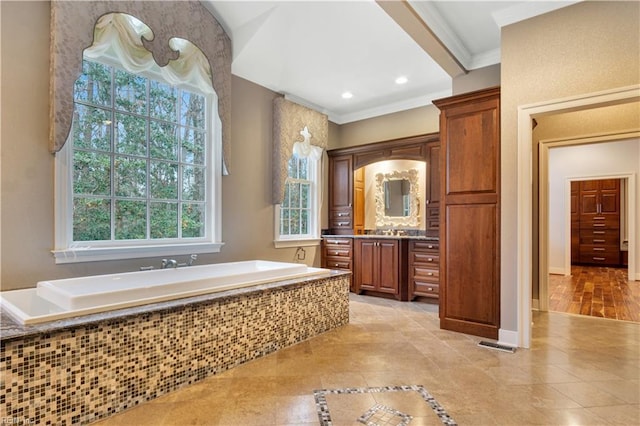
[
  {"xmin": 551, "ymin": 382, "xmax": 626, "ymax": 407},
  {"xmin": 590, "ymin": 380, "xmax": 640, "ymax": 404},
  {"xmin": 274, "ymin": 395, "xmax": 319, "ymax": 425},
  {"xmin": 587, "ymin": 404, "xmax": 640, "ymax": 425}
]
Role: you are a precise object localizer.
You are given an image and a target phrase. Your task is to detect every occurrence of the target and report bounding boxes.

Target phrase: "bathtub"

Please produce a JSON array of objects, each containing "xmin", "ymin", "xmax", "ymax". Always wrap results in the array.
[{"xmin": 0, "ymin": 260, "xmax": 330, "ymax": 325}]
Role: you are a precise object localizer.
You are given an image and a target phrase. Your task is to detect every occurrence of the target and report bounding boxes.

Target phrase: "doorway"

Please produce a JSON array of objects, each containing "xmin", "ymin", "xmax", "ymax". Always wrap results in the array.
[
  {"xmin": 544, "ymin": 162, "xmax": 638, "ymax": 322},
  {"xmin": 538, "ymin": 134, "xmax": 638, "ymax": 323},
  {"xmin": 516, "ymin": 84, "xmax": 640, "ymax": 348}
]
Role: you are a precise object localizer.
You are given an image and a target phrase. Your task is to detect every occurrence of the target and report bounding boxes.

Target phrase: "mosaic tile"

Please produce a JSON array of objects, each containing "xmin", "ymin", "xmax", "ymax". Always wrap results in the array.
[
  {"xmin": 313, "ymin": 385, "xmax": 457, "ymax": 426},
  {"xmin": 0, "ymin": 275, "xmax": 349, "ymax": 425}
]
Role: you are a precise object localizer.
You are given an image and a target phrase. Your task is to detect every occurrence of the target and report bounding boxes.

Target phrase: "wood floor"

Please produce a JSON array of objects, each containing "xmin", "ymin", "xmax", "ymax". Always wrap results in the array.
[{"xmin": 548, "ymin": 265, "xmax": 640, "ymax": 322}]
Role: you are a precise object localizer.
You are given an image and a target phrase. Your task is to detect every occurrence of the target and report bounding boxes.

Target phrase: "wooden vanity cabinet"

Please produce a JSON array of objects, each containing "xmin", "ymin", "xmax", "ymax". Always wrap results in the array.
[
  {"xmin": 354, "ymin": 238, "xmax": 408, "ymax": 300},
  {"xmin": 321, "ymin": 237, "xmax": 354, "ymax": 290},
  {"xmin": 326, "ymin": 133, "xmax": 439, "ymax": 235},
  {"xmin": 409, "ymin": 240, "xmax": 439, "ymax": 300}
]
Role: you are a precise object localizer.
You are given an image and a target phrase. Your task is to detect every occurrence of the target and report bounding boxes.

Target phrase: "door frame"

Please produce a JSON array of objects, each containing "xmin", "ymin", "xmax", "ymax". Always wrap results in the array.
[
  {"xmin": 516, "ymin": 84, "xmax": 640, "ymax": 348},
  {"xmin": 538, "ymin": 131, "xmax": 638, "ymax": 311}
]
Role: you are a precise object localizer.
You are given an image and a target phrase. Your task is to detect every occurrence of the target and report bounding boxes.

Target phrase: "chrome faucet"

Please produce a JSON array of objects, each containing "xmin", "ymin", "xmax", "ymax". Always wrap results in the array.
[
  {"xmin": 160, "ymin": 255, "xmax": 197, "ymax": 269},
  {"xmin": 161, "ymin": 258, "xmax": 178, "ymax": 269}
]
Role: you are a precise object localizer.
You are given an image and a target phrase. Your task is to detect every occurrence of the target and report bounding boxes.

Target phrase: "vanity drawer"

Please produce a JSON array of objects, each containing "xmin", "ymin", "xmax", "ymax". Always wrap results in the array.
[
  {"xmin": 324, "ymin": 247, "xmax": 352, "ymax": 258},
  {"xmin": 324, "ymin": 257, "xmax": 352, "ymax": 270},
  {"xmin": 412, "ymin": 280, "xmax": 439, "ymax": 298},
  {"xmin": 411, "ymin": 240, "xmax": 439, "ymax": 252},
  {"xmin": 324, "ymin": 237, "xmax": 352, "ymax": 246},
  {"xmin": 412, "ymin": 266, "xmax": 439, "ymax": 282},
  {"xmin": 412, "ymin": 252, "xmax": 439, "ymax": 265}
]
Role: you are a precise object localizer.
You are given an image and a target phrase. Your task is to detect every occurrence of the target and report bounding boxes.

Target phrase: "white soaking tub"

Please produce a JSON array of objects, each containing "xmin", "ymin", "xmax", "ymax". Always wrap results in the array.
[{"xmin": 0, "ymin": 260, "xmax": 330, "ymax": 325}]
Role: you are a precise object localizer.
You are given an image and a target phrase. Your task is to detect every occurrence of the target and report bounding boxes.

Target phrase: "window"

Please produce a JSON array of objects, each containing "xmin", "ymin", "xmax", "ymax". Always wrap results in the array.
[
  {"xmin": 53, "ymin": 14, "xmax": 222, "ymax": 263},
  {"xmin": 274, "ymin": 154, "xmax": 321, "ymax": 247}
]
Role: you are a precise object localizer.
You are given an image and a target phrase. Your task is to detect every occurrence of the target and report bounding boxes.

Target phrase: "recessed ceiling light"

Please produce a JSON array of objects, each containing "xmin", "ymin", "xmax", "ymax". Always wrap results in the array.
[
  {"xmin": 341, "ymin": 91, "xmax": 353, "ymax": 99},
  {"xmin": 395, "ymin": 76, "xmax": 408, "ymax": 85}
]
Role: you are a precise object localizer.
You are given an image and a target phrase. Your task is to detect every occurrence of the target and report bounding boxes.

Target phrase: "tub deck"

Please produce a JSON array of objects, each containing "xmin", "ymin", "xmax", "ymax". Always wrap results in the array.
[{"xmin": 1, "ymin": 261, "xmax": 330, "ymax": 326}]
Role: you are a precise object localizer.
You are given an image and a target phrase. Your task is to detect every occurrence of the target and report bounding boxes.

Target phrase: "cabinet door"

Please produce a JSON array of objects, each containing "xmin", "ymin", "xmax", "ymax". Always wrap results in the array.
[
  {"xmin": 377, "ymin": 240, "xmax": 399, "ymax": 293},
  {"xmin": 353, "ymin": 167, "xmax": 365, "ymax": 234},
  {"xmin": 434, "ymin": 87, "xmax": 500, "ymax": 340},
  {"xmin": 329, "ymin": 155, "xmax": 353, "ymax": 210},
  {"xmin": 425, "ymin": 142, "xmax": 440, "ymax": 232},
  {"xmin": 356, "ymin": 240, "xmax": 377, "ymax": 291},
  {"xmin": 328, "ymin": 155, "xmax": 353, "ymax": 233}
]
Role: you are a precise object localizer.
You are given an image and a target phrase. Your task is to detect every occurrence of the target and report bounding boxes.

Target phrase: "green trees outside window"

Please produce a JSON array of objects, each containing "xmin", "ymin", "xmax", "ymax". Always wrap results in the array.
[
  {"xmin": 280, "ymin": 155, "xmax": 311, "ymax": 236},
  {"xmin": 72, "ymin": 59, "xmax": 208, "ymax": 242}
]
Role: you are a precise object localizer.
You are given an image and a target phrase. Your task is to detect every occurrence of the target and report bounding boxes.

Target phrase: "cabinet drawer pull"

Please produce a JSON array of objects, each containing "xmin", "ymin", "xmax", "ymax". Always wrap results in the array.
[
  {"xmin": 427, "ymin": 272, "xmax": 434, "ymax": 276},
  {"xmin": 427, "ymin": 258, "xmax": 434, "ymax": 262},
  {"xmin": 593, "ymin": 239, "xmax": 605, "ymax": 243},
  {"xmin": 334, "ymin": 263, "xmax": 340, "ymax": 267},
  {"xmin": 593, "ymin": 247, "xmax": 605, "ymax": 251},
  {"xmin": 427, "ymin": 288, "xmax": 433, "ymax": 291},
  {"xmin": 593, "ymin": 257, "xmax": 606, "ymax": 261},
  {"xmin": 592, "ymin": 224, "xmax": 605, "ymax": 227},
  {"xmin": 592, "ymin": 231, "xmax": 605, "ymax": 234},
  {"xmin": 427, "ymin": 245, "xmax": 434, "ymax": 249},
  {"xmin": 337, "ymin": 222, "xmax": 348, "ymax": 226},
  {"xmin": 593, "ymin": 216, "xmax": 605, "ymax": 220}
]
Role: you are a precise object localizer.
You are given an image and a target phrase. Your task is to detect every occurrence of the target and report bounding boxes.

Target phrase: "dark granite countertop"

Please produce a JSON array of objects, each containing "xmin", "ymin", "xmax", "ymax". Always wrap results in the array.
[
  {"xmin": 323, "ymin": 234, "xmax": 439, "ymax": 241},
  {"xmin": 0, "ymin": 269, "xmax": 350, "ymax": 342}
]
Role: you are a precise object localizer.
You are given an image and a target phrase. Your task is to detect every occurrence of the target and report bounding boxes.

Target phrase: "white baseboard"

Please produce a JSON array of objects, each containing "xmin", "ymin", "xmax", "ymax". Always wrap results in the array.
[
  {"xmin": 498, "ymin": 329, "xmax": 519, "ymax": 348},
  {"xmin": 548, "ymin": 267, "xmax": 567, "ymax": 275}
]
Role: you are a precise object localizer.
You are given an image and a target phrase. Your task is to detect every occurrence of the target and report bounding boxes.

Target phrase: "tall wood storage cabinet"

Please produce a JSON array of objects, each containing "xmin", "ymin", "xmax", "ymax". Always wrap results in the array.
[
  {"xmin": 575, "ymin": 179, "xmax": 621, "ymax": 266},
  {"xmin": 433, "ymin": 87, "xmax": 501, "ymax": 340}
]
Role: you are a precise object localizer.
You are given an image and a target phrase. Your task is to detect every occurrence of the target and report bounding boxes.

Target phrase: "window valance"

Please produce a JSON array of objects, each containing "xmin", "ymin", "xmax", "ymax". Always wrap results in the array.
[
  {"xmin": 272, "ymin": 98, "xmax": 328, "ymax": 204},
  {"xmin": 50, "ymin": 0, "xmax": 232, "ymax": 170}
]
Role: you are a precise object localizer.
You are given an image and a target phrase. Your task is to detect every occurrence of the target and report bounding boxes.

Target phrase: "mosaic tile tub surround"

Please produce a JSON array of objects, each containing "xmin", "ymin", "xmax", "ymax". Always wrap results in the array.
[{"xmin": 0, "ymin": 273, "xmax": 350, "ymax": 425}]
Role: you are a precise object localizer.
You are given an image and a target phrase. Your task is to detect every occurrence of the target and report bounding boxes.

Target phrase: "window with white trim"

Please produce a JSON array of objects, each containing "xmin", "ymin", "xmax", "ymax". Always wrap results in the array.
[
  {"xmin": 53, "ymin": 13, "xmax": 223, "ymax": 263},
  {"xmin": 274, "ymin": 154, "xmax": 321, "ymax": 247}
]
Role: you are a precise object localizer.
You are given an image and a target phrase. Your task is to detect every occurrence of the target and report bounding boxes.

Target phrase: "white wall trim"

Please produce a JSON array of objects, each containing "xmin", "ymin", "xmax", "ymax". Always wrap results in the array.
[
  {"xmin": 548, "ymin": 267, "xmax": 567, "ymax": 275},
  {"xmin": 517, "ymin": 84, "xmax": 640, "ymax": 349},
  {"xmin": 531, "ymin": 298, "xmax": 540, "ymax": 310},
  {"xmin": 498, "ymin": 328, "xmax": 519, "ymax": 348}
]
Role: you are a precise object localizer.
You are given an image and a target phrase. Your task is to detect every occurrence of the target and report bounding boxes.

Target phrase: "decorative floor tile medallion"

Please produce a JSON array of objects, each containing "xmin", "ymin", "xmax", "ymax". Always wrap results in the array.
[
  {"xmin": 358, "ymin": 403, "xmax": 412, "ymax": 425},
  {"xmin": 313, "ymin": 385, "xmax": 457, "ymax": 426}
]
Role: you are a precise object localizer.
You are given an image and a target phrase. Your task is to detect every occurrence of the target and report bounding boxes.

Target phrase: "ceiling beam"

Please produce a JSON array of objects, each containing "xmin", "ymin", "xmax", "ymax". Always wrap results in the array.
[{"xmin": 376, "ymin": 0, "xmax": 467, "ymax": 78}]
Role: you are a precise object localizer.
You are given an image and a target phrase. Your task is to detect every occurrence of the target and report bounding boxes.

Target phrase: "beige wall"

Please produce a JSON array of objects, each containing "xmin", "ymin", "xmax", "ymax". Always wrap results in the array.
[
  {"xmin": 501, "ymin": 1, "xmax": 640, "ymax": 330},
  {"xmin": 334, "ymin": 105, "xmax": 440, "ymax": 149},
  {"xmin": 453, "ymin": 64, "xmax": 500, "ymax": 95}
]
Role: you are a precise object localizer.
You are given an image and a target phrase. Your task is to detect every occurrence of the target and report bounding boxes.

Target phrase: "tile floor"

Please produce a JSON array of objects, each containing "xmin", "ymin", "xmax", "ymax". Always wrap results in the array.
[{"xmin": 95, "ymin": 294, "xmax": 640, "ymax": 425}]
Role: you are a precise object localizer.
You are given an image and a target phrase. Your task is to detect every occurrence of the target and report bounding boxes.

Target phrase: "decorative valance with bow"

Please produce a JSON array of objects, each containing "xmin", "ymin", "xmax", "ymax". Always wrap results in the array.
[
  {"xmin": 272, "ymin": 98, "xmax": 328, "ymax": 204},
  {"xmin": 49, "ymin": 0, "xmax": 233, "ymax": 170}
]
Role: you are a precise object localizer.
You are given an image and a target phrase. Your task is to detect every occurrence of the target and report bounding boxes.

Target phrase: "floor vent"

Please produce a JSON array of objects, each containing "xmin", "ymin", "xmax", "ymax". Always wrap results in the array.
[{"xmin": 478, "ymin": 341, "xmax": 516, "ymax": 353}]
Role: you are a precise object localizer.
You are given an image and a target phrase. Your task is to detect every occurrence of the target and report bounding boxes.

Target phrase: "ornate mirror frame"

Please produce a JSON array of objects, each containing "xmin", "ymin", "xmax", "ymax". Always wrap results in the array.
[
  {"xmin": 49, "ymin": 0, "xmax": 232, "ymax": 168},
  {"xmin": 374, "ymin": 169, "xmax": 420, "ymax": 227}
]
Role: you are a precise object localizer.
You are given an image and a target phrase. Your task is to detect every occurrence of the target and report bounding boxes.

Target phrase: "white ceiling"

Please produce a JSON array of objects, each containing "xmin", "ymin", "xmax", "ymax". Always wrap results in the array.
[{"xmin": 202, "ymin": 1, "xmax": 580, "ymax": 124}]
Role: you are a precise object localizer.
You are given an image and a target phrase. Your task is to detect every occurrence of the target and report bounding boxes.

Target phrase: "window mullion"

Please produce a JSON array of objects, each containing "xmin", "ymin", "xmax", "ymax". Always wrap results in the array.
[{"xmin": 110, "ymin": 65, "xmax": 116, "ymax": 242}]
